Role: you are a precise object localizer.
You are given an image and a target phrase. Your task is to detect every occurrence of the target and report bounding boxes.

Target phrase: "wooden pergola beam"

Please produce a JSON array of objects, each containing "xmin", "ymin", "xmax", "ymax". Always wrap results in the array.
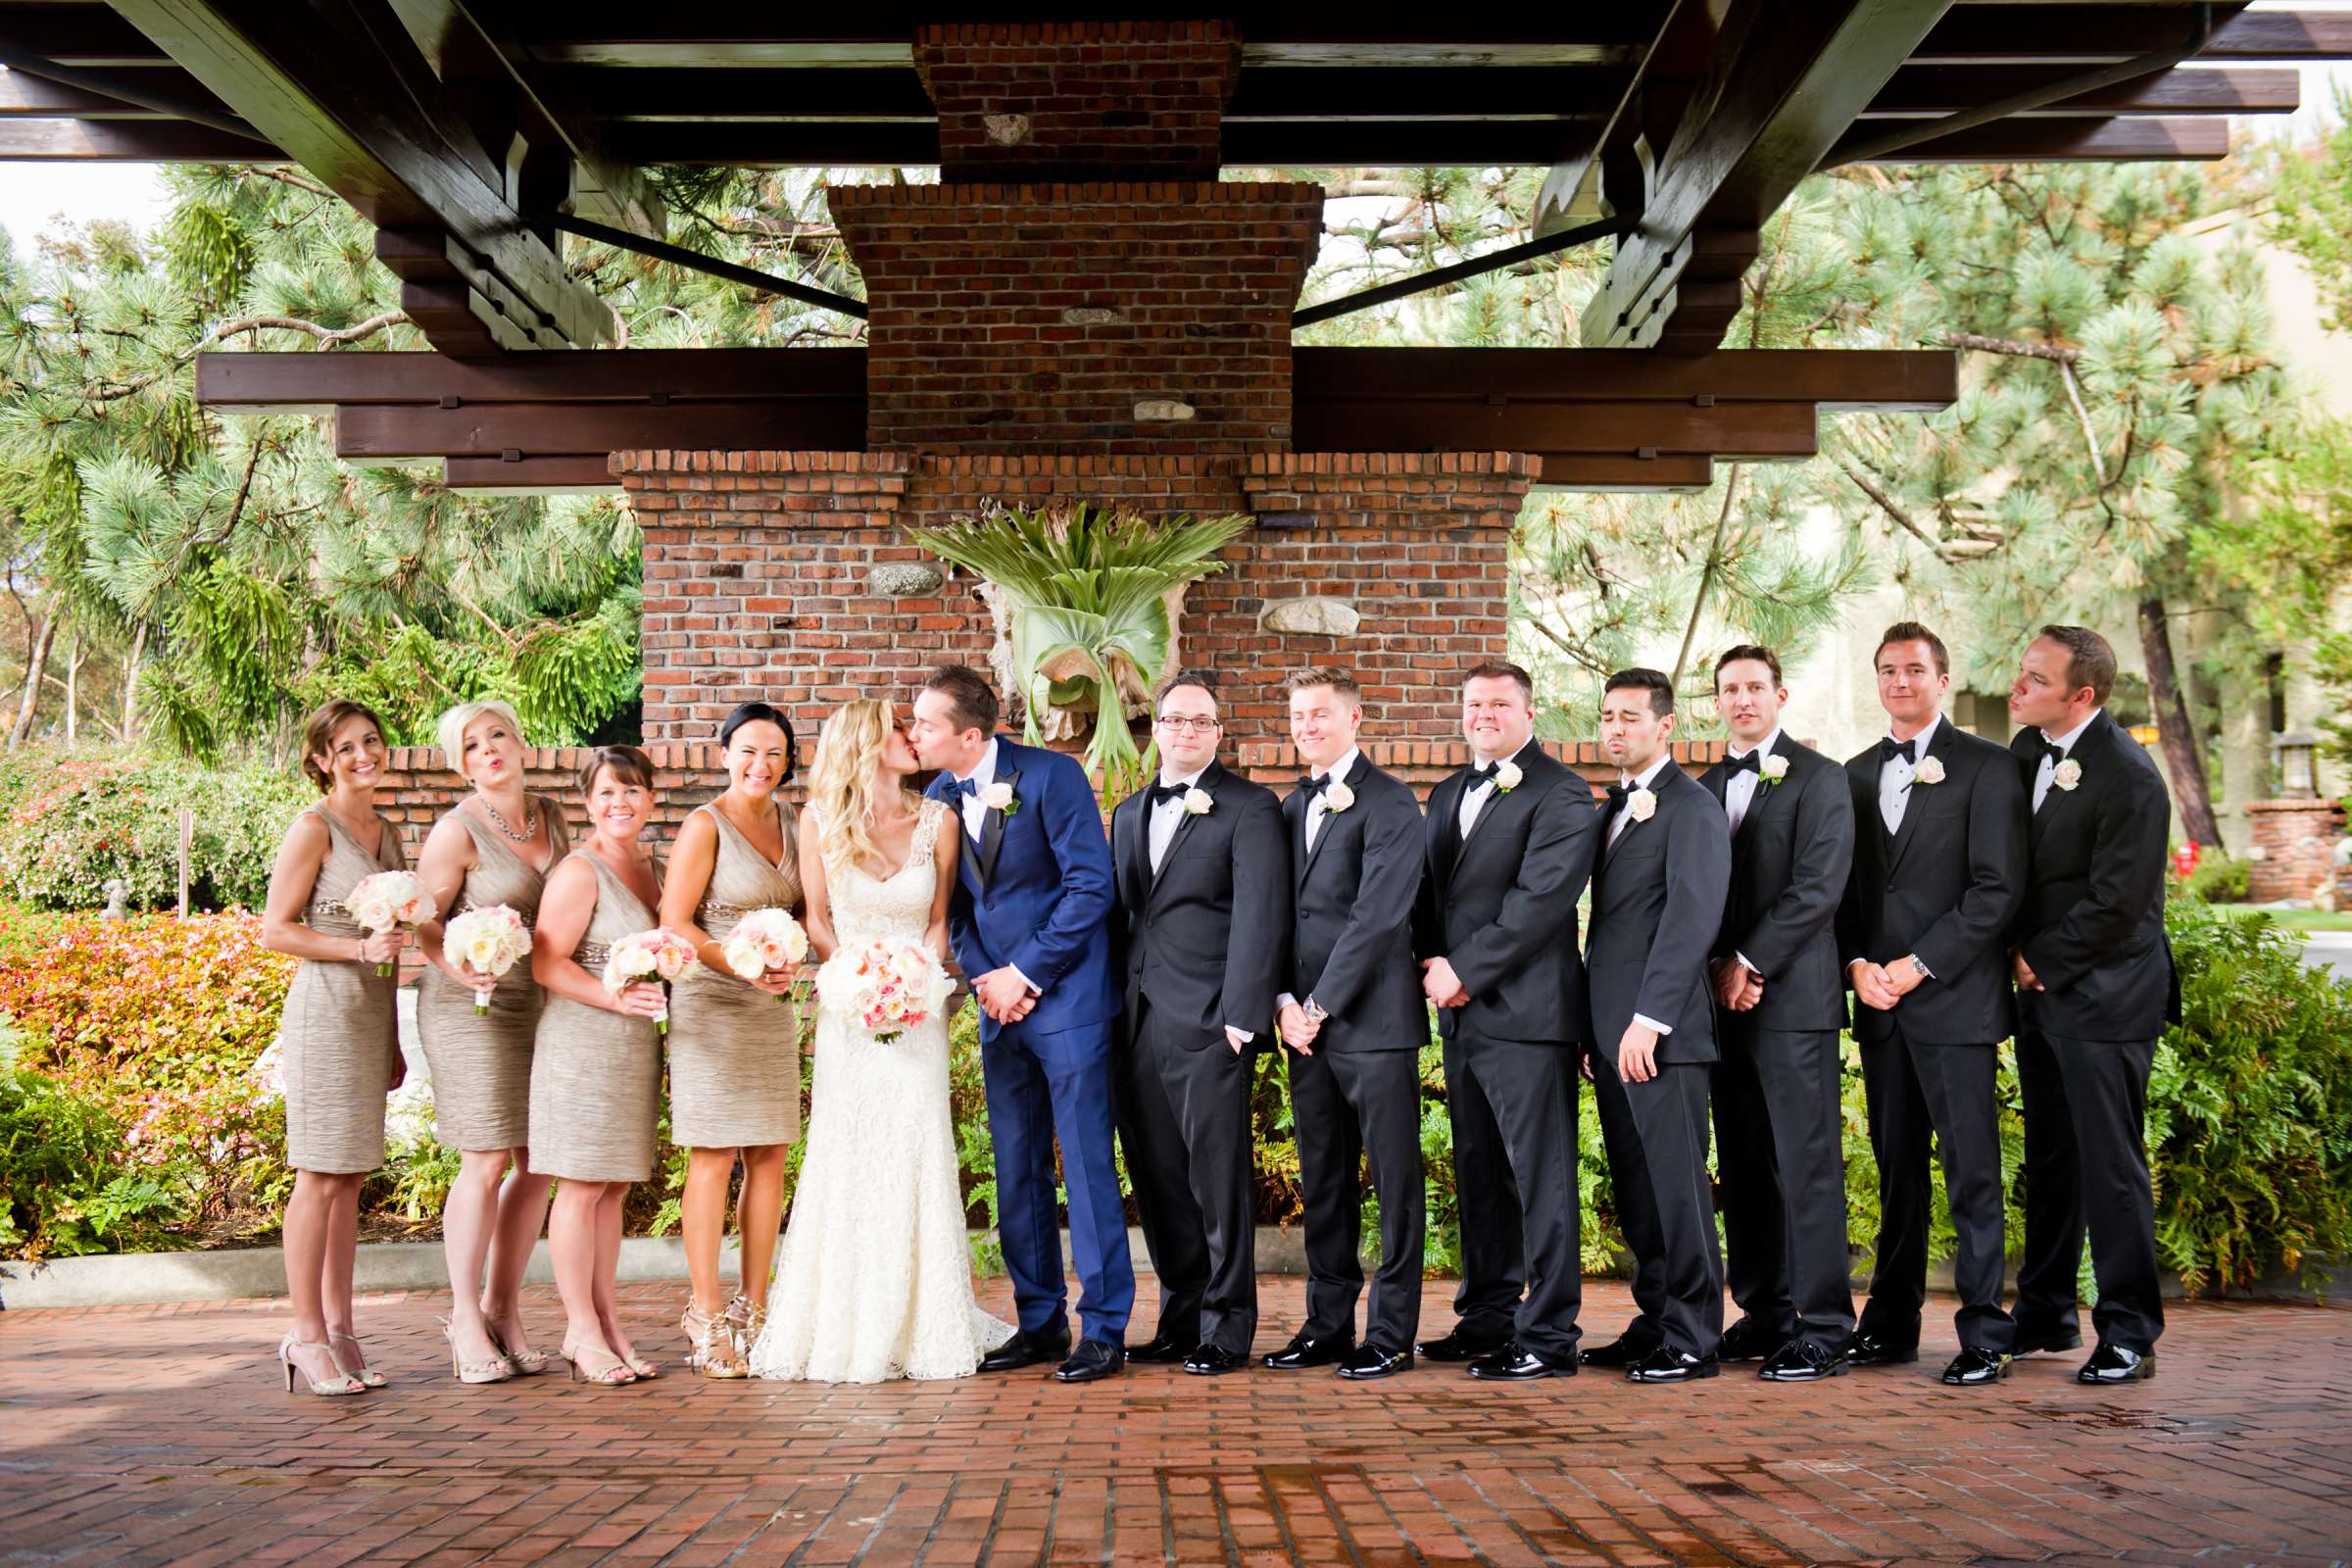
[
  {"xmin": 0, "ymin": 116, "xmax": 278, "ymax": 159},
  {"xmin": 333, "ymin": 398, "xmax": 865, "ymax": 460},
  {"xmin": 106, "ymin": 0, "xmax": 610, "ymax": 355},
  {"xmin": 1831, "ymin": 115, "xmax": 2230, "ymax": 166},
  {"xmin": 1862, "ymin": 63, "xmax": 2299, "ymax": 118},
  {"xmin": 1912, "ymin": 5, "xmax": 2352, "ymax": 65},
  {"xmin": 1582, "ymin": 0, "xmax": 1954, "ymax": 353},
  {"xmin": 196, "ymin": 347, "xmax": 865, "ymax": 409},
  {"xmin": 1293, "ymin": 347, "xmax": 1956, "ymax": 409}
]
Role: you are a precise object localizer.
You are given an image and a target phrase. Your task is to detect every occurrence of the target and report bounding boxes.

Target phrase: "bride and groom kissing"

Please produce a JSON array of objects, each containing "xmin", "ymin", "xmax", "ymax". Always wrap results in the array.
[{"xmin": 749, "ymin": 662, "xmax": 1135, "ymax": 1385}]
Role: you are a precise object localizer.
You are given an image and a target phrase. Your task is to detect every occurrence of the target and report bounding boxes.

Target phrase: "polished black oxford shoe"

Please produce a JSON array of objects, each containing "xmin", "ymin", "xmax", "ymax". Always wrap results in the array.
[
  {"xmin": 1260, "ymin": 1332, "xmax": 1354, "ymax": 1370},
  {"xmin": 1054, "ymin": 1338, "xmax": 1125, "ymax": 1383},
  {"xmin": 1125, "ymin": 1331, "xmax": 1195, "ymax": 1365},
  {"xmin": 1578, "ymin": 1335, "xmax": 1660, "ymax": 1369},
  {"xmin": 1716, "ymin": 1316, "xmax": 1787, "ymax": 1362},
  {"xmin": 1626, "ymin": 1346, "xmax": 1720, "ymax": 1383},
  {"xmin": 1415, "ymin": 1328, "xmax": 1508, "ymax": 1363},
  {"xmin": 1467, "ymin": 1341, "xmax": 1579, "ymax": 1381},
  {"xmin": 1841, "ymin": 1328, "xmax": 1920, "ymax": 1366},
  {"xmin": 1336, "ymin": 1346, "xmax": 1414, "ymax": 1381},
  {"xmin": 2011, "ymin": 1327, "xmax": 2084, "ymax": 1356},
  {"xmin": 1182, "ymin": 1344, "xmax": 1247, "ymax": 1376},
  {"xmin": 2076, "ymin": 1344, "xmax": 2155, "ymax": 1385},
  {"xmin": 1940, "ymin": 1347, "xmax": 2013, "ymax": 1386},
  {"xmin": 980, "ymin": 1325, "xmax": 1070, "ymax": 1373},
  {"xmin": 1758, "ymin": 1340, "xmax": 1848, "ymax": 1382}
]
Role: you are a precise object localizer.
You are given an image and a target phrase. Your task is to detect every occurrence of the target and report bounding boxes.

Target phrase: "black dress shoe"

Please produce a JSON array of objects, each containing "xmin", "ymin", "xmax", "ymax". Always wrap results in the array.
[
  {"xmin": 1181, "ymin": 1344, "xmax": 1246, "ymax": 1376},
  {"xmin": 1415, "ymin": 1328, "xmax": 1508, "ymax": 1363},
  {"xmin": 2011, "ymin": 1327, "xmax": 2084, "ymax": 1355},
  {"xmin": 1578, "ymin": 1335, "xmax": 1660, "ymax": 1368},
  {"xmin": 1468, "ymin": 1341, "xmax": 1579, "ymax": 1381},
  {"xmin": 1053, "ymin": 1339, "xmax": 1125, "ymax": 1384},
  {"xmin": 1261, "ymin": 1332, "xmax": 1354, "ymax": 1370},
  {"xmin": 1842, "ymin": 1328, "xmax": 1920, "ymax": 1366},
  {"xmin": 1757, "ymin": 1340, "xmax": 1847, "ymax": 1382},
  {"xmin": 980, "ymin": 1326, "xmax": 1071, "ymax": 1373},
  {"xmin": 2076, "ymin": 1344, "xmax": 2155, "ymax": 1385},
  {"xmin": 1336, "ymin": 1346, "xmax": 1413, "ymax": 1381},
  {"xmin": 1716, "ymin": 1317, "xmax": 1788, "ymax": 1362},
  {"xmin": 1941, "ymin": 1347, "xmax": 2013, "ymax": 1386},
  {"xmin": 1126, "ymin": 1332, "xmax": 1196, "ymax": 1365},
  {"xmin": 1626, "ymin": 1346, "xmax": 1720, "ymax": 1383}
]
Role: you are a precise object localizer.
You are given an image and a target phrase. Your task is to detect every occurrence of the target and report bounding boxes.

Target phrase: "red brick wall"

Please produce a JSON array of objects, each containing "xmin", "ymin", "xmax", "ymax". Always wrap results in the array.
[
  {"xmin": 614, "ymin": 448, "xmax": 1533, "ymax": 759},
  {"xmin": 829, "ymin": 181, "xmax": 1322, "ymax": 453},
  {"xmin": 913, "ymin": 21, "xmax": 1240, "ymax": 181},
  {"xmin": 2245, "ymin": 799, "xmax": 2345, "ymax": 905}
]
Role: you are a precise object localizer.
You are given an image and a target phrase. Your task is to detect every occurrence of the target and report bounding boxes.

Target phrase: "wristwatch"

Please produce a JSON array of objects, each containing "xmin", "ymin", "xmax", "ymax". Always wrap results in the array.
[{"xmin": 1303, "ymin": 998, "xmax": 1328, "ymax": 1024}]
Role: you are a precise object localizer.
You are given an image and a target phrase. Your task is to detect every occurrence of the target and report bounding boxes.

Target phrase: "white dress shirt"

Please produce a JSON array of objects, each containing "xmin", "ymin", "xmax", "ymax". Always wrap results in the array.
[
  {"xmin": 952, "ymin": 737, "xmax": 1001, "ymax": 844},
  {"xmin": 1879, "ymin": 711, "xmax": 1942, "ymax": 835},
  {"xmin": 1300, "ymin": 745, "xmax": 1360, "ymax": 855},
  {"xmin": 1609, "ymin": 754, "xmax": 1680, "ymax": 1040},
  {"xmin": 1148, "ymin": 766, "xmax": 1206, "ymax": 874},
  {"xmin": 1722, "ymin": 726, "xmax": 1782, "ymax": 838},
  {"xmin": 1456, "ymin": 746, "xmax": 1520, "ymax": 840},
  {"xmin": 2033, "ymin": 710, "xmax": 2099, "ymax": 813}
]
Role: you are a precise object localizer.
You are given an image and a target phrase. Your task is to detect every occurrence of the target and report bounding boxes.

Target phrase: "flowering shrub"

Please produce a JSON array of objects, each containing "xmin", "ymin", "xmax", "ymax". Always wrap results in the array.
[{"xmin": 0, "ymin": 745, "xmax": 314, "ymax": 912}]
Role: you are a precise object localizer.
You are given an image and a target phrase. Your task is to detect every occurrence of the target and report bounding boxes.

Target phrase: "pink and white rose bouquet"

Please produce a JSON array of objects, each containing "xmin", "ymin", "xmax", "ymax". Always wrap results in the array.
[
  {"xmin": 815, "ymin": 936, "xmax": 955, "ymax": 1045},
  {"xmin": 342, "ymin": 869, "xmax": 430, "ymax": 976},
  {"xmin": 722, "ymin": 907, "xmax": 810, "ymax": 1005},
  {"xmin": 444, "ymin": 904, "xmax": 531, "ymax": 1014},
  {"xmin": 603, "ymin": 928, "xmax": 699, "ymax": 1034}
]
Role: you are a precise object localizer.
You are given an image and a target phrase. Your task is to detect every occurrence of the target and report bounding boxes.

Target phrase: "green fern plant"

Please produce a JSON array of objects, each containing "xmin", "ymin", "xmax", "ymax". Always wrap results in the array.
[{"xmin": 906, "ymin": 502, "xmax": 1251, "ymax": 796}]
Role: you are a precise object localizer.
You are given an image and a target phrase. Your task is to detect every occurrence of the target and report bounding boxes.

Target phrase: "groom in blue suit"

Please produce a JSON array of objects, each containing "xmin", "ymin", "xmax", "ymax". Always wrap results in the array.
[{"xmin": 910, "ymin": 663, "xmax": 1135, "ymax": 1383}]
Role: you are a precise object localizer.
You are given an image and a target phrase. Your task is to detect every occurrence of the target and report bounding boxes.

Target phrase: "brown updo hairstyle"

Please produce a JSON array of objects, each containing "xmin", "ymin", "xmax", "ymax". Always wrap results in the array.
[
  {"xmin": 300, "ymin": 699, "xmax": 390, "ymax": 793},
  {"xmin": 575, "ymin": 743, "xmax": 657, "ymax": 798}
]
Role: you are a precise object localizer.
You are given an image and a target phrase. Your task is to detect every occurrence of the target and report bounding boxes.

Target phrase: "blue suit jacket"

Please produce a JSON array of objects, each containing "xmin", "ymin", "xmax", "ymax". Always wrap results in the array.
[{"xmin": 926, "ymin": 737, "xmax": 1119, "ymax": 1041}]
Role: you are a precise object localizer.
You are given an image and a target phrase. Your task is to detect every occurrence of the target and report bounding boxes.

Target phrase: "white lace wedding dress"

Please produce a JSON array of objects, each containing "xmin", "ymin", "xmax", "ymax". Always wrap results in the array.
[{"xmin": 749, "ymin": 799, "xmax": 1014, "ymax": 1383}]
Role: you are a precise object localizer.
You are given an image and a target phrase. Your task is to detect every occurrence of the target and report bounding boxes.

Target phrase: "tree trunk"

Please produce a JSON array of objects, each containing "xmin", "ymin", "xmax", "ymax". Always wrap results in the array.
[
  {"xmin": 8, "ymin": 609, "xmax": 55, "ymax": 752},
  {"xmin": 63, "ymin": 631, "xmax": 80, "ymax": 747},
  {"xmin": 2138, "ymin": 596, "xmax": 2224, "ymax": 852},
  {"xmin": 119, "ymin": 620, "xmax": 147, "ymax": 742}
]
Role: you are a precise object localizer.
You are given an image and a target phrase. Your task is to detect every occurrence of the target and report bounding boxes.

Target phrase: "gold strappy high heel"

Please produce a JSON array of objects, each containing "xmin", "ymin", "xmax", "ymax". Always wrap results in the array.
[
  {"xmin": 279, "ymin": 1334, "xmax": 366, "ymax": 1396},
  {"xmin": 482, "ymin": 1314, "xmax": 550, "ymax": 1376},
  {"xmin": 559, "ymin": 1340, "xmax": 637, "ymax": 1386},
  {"xmin": 444, "ymin": 1319, "xmax": 516, "ymax": 1384},
  {"xmin": 725, "ymin": 1294, "xmax": 766, "ymax": 1356},
  {"xmin": 327, "ymin": 1329, "xmax": 389, "ymax": 1389},
  {"xmin": 681, "ymin": 1304, "xmax": 748, "ymax": 1378}
]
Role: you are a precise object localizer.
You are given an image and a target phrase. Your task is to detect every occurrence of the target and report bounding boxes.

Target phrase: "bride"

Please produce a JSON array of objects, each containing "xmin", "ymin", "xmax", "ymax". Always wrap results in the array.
[{"xmin": 749, "ymin": 699, "xmax": 1014, "ymax": 1382}]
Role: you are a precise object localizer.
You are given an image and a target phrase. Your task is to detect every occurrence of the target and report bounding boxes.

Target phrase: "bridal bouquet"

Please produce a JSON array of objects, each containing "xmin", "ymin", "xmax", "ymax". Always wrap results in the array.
[
  {"xmin": 342, "ymin": 870, "xmax": 430, "ymax": 976},
  {"xmin": 815, "ymin": 936, "xmax": 954, "ymax": 1045},
  {"xmin": 604, "ymin": 928, "xmax": 699, "ymax": 1034},
  {"xmin": 722, "ymin": 907, "xmax": 810, "ymax": 1005},
  {"xmin": 443, "ymin": 904, "xmax": 531, "ymax": 1014}
]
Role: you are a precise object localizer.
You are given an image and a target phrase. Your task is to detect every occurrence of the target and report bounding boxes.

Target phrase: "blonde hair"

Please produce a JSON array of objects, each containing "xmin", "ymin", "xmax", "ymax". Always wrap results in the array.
[
  {"xmin": 809, "ymin": 699, "xmax": 921, "ymax": 874},
  {"xmin": 437, "ymin": 700, "xmax": 525, "ymax": 781}
]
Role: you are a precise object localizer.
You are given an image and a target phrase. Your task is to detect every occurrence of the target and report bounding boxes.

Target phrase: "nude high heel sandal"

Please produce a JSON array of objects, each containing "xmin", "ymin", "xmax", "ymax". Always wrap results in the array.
[
  {"xmin": 279, "ymin": 1334, "xmax": 366, "ymax": 1396},
  {"xmin": 444, "ymin": 1319, "xmax": 516, "ymax": 1385}
]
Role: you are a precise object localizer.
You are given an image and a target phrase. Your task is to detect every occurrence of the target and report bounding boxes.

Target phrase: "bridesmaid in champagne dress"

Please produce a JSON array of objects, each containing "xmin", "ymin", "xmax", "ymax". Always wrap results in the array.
[
  {"xmin": 661, "ymin": 701, "xmax": 805, "ymax": 1377},
  {"xmin": 259, "ymin": 700, "xmax": 409, "ymax": 1396},
  {"xmin": 529, "ymin": 745, "xmax": 670, "ymax": 1388},
  {"xmin": 414, "ymin": 700, "xmax": 568, "ymax": 1383}
]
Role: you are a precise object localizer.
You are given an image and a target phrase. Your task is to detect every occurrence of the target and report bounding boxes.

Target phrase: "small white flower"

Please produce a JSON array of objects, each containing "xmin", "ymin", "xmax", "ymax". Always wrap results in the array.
[
  {"xmin": 1494, "ymin": 760, "xmax": 1524, "ymax": 793},
  {"xmin": 981, "ymin": 781, "xmax": 1016, "ymax": 813},
  {"xmin": 1759, "ymin": 754, "xmax": 1789, "ymax": 784},
  {"xmin": 2053, "ymin": 758, "xmax": 2082, "ymax": 792},
  {"xmin": 1323, "ymin": 781, "xmax": 1356, "ymax": 812},
  {"xmin": 1628, "ymin": 787, "xmax": 1657, "ymax": 822},
  {"xmin": 1914, "ymin": 756, "xmax": 1946, "ymax": 785},
  {"xmin": 1182, "ymin": 787, "xmax": 1214, "ymax": 815}
]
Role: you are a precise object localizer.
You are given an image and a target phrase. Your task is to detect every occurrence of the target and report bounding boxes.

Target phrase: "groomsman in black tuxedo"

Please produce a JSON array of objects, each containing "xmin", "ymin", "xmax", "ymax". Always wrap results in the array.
[
  {"xmin": 1107, "ymin": 671, "xmax": 1289, "ymax": 1376},
  {"xmin": 1413, "ymin": 661, "xmax": 1602, "ymax": 1381},
  {"xmin": 1580, "ymin": 668, "xmax": 1732, "ymax": 1383},
  {"xmin": 2007, "ymin": 625, "xmax": 2178, "ymax": 1385},
  {"xmin": 1699, "ymin": 646, "xmax": 1857, "ymax": 1381},
  {"xmin": 1839, "ymin": 622, "xmax": 2026, "ymax": 1387},
  {"xmin": 1263, "ymin": 668, "xmax": 1429, "ymax": 1380}
]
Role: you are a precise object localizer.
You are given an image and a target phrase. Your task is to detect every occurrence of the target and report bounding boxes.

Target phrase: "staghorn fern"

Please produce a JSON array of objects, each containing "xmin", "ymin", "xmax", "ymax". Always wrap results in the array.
[{"xmin": 906, "ymin": 502, "xmax": 1250, "ymax": 797}]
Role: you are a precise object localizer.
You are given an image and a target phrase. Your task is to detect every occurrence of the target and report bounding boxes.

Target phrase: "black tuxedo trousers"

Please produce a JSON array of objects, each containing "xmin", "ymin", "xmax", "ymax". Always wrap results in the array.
[
  {"xmin": 2015, "ymin": 1024, "xmax": 2165, "ymax": 1353},
  {"xmin": 1441, "ymin": 1030, "xmax": 1584, "ymax": 1361},
  {"xmin": 1288, "ymin": 1045, "xmax": 1426, "ymax": 1352},
  {"xmin": 1712, "ymin": 1016, "xmax": 1855, "ymax": 1352},
  {"xmin": 1114, "ymin": 1000, "xmax": 1258, "ymax": 1356}
]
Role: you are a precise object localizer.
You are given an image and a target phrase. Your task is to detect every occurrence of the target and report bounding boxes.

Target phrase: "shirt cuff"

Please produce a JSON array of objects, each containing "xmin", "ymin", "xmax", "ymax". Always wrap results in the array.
[
  {"xmin": 1633, "ymin": 1011, "xmax": 1673, "ymax": 1035},
  {"xmin": 1228, "ymin": 1027, "xmax": 1254, "ymax": 1043},
  {"xmin": 1909, "ymin": 955, "xmax": 1935, "ymax": 980},
  {"xmin": 1735, "ymin": 952, "xmax": 1762, "ymax": 974},
  {"xmin": 1009, "ymin": 964, "xmax": 1041, "ymax": 997},
  {"xmin": 1277, "ymin": 993, "xmax": 1298, "ymax": 1012}
]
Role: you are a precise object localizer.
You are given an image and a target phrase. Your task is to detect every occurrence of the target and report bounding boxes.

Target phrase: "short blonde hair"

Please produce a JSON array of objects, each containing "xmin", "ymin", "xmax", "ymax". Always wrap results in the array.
[{"xmin": 436, "ymin": 700, "xmax": 525, "ymax": 781}]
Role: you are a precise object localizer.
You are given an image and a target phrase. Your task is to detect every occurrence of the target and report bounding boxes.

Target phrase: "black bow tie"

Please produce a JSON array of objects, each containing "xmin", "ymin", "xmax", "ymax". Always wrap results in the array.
[
  {"xmin": 955, "ymin": 776, "xmax": 982, "ymax": 798},
  {"xmin": 1726, "ymin": 750, "xmax": 1762, "ymax": 776},
  {"xmin": 1880, "ymin": 737, "xmax": 1916, "ymax": 766},
  {"xmin": 1149, "ymin": 781, "xmax": 1190, "ymax": 807},
  {"xmin": 2037, "ymin": 738, "xmax": 2068, "ymax": 766},
  {"xmin": 1605, "ymin": 783, "xmax": 1629, "ymax": 806},
  {"xmin": 1296, "ymin": 774, "xmax": 1329, "ymax": 799},
  {"xmin": 1470, "ymin": 760, "xmax": 1497, "ymax": 779}
]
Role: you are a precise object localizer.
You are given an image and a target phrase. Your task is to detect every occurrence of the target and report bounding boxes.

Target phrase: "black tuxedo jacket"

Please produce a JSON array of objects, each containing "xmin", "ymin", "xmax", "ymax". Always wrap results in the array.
[
  {"xmin": 1414, "ymin": 741, "xmax": 1601, "ymax": 1049},
  {"xmin": 2010, "ymin": 710, "xmax": 2181, "ymax": 1042},
  {"xmin": 1836, "ymin": 719, "xmax": 2027, "ymax": 1047},
  {"xmin": 1586, "ymin": 762, "xmax": 1731, "ymax": 1064},
  {"xmin": 1107, "ymin": 761, "xmax": 1290, "ymax": 1046},
  {"xmin": 1282, "ymin": 752, "xmax": 1428, "ymax": 1053},
  {"xmin": 1700, "ymin": 732, "xmax": 1855, "ymax": 1033}
]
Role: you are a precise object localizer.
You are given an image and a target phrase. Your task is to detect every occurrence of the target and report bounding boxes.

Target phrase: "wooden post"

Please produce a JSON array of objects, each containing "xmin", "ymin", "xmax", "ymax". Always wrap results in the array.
[{"xmin": 176, "ymin": 808, "xmax": 194, "ymax": 918}]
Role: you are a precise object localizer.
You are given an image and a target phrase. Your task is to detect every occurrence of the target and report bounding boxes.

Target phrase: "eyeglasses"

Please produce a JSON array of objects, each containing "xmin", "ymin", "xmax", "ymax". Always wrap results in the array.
[{"xmin": 1154, "ymin": 715, "xmax": 1221, "ymax": 734}]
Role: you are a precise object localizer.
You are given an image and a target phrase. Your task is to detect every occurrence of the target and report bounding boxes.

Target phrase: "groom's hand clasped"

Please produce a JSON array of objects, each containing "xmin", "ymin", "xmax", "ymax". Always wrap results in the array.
[{"xmin": 974, "ymin": 965, "xmax": 1037, "ymax": 1023}]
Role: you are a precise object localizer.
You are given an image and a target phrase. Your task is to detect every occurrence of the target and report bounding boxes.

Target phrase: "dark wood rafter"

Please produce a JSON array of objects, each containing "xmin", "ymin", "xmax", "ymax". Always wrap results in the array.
[
  {"xmin": 1861, "ymin": 63, "xmax": 2298, "ymax": 117},
  {"xmin": 1835, "ymin": 116, "xmax": 2230, "ymax": 164},
  {"xmin": 103, "ymin": 0, "xmax": 611, "ymax": 356},
  {"xmin": 1582, "ymin": 0, "xmax": 1955, "ymax": 355}
]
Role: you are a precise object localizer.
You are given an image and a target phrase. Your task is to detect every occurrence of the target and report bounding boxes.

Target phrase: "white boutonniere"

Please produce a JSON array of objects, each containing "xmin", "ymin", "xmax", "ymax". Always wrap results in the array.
[
  {"xmin": 2053, "ymin": 758, "xmax": 2082, "ymax": 793},
  {"xmin": 1759, "ymin": 754, "xmax": 1789, "ymax": 785},
  {"xmin": 1914, "ymin": 756, "xmax": 1946, "ymax": 785},
  {"xmin": 981, "ymin": 781, "xmax": 1017, "ymax": 815},
  {"xmin": 1627, "ymin": 787, "xmax": 1657, "ymax": 822},
  {"xmin": 1323, "ymin": 780, "xmax": 1356, "ymax": 812},
  {"xmin": 1182, "ymin": 787, "xmax": 1213, "ymax": 815},
  {"xmin": 1493, "ymin": 760, "xmax": 1523, "ymax": 793}
]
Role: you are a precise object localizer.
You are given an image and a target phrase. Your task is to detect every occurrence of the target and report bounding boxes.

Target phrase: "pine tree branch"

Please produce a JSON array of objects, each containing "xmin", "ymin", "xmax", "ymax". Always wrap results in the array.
[
  {"xmin": 1943, "ymin": 331, "xmax": 2080, "ymax": 365},
  {"xmin": 203, "ymin": 312, "xmax": 411, "ymax": 351},
  {"xmin": 1835, "ymin": 456, "xmax": 1970, "ymax": 564}
]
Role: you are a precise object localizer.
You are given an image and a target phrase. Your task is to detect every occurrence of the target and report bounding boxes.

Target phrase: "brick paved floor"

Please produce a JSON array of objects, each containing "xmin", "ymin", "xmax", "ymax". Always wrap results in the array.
[{"xmin": 3, "ymin": 1278, "xmax": 2346, "ymax": 1567}]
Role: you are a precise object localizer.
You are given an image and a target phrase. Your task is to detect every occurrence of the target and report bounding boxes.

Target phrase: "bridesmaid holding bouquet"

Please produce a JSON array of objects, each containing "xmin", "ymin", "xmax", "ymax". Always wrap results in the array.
[
  {"xmin": 259, "ymin": 700, "xmax": 410, "ymax": 1396},
  {"xmin": 413, "ymin": 700, "xmax": 569, "ymax": 1384}
]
